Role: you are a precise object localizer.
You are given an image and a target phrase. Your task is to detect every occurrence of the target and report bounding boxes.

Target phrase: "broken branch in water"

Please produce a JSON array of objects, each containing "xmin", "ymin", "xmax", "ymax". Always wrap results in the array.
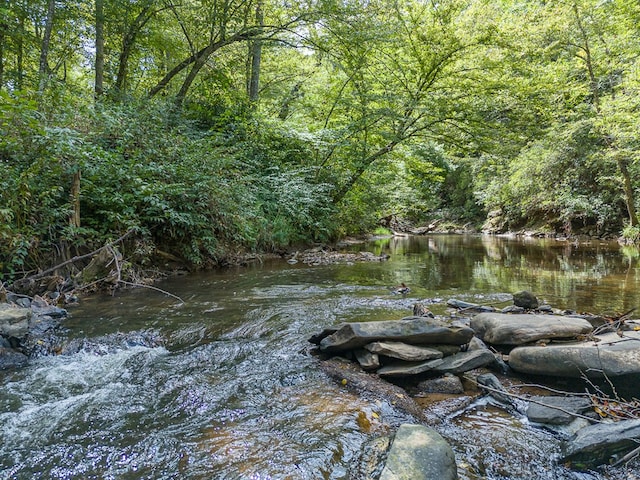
[
  {"xmin": 463, "ymin": 374, "xmax": 603, "ymax": 423},
  {"xmin": 118, "ymin": 280, "xmax": 184, "ymax": 304}
]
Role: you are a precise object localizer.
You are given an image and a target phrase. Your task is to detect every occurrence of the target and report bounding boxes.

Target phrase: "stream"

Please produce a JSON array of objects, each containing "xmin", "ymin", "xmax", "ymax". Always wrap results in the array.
[{"xmin": 1, "ymin": 234, "xmax": 639, "ymax": 479}]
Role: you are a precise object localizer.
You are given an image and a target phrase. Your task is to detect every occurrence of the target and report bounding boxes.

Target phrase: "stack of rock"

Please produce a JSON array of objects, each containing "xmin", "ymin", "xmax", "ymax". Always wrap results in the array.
[{"xmin": 309, "ymin": 316, "xmax": 497, "ymax": 379}]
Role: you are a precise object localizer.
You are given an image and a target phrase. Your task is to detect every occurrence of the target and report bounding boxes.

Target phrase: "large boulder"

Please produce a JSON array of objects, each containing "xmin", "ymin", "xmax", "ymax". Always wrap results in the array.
[
  {"xmin": 470, "ymin": 313, "xmax": 592, "ymax": 345},
  {"xmin": 562, "ymin": 418, "xmax": 640, "ymax": 469},
  {"xmin": 319, "ymin": 317, "xmax": 474, "ymax": 353},
  {"xmin": 380, "ymin": 424, "xmax": 458, "ymax": 480},
  {"xmin": 508, "ymin": 331, "xmax": 640, "ymax": 378}
]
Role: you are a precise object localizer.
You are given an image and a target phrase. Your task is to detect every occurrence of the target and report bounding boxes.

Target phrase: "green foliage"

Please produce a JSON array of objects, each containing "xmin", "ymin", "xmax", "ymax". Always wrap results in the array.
[{"xmin": 622, "ymin": 225, "xmax": 640, "ymax": 245}]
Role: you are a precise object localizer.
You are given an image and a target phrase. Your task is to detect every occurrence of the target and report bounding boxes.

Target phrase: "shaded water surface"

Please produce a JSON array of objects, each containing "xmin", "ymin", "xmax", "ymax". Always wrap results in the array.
[{"xmin": 2, "ymin": 235, "xmax": 640, "ymax": 479}]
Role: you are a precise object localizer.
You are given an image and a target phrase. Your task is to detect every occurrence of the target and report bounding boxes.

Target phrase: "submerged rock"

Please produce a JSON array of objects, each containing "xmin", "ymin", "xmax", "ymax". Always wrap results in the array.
[
  {"xmin": 416, "ymin": 374, "xmax": 464, "ymax": 394},
  {"xmin": 470, "ymin": 313, "xmax": 592, "ymax": 345},
  {"xmin": 508, "ymin": 331, "xmax": 640, "ymax": 378},
  {"xmin": 319, "ymin": 317, "xmax": 474, "ymax": 353},
  {"xmin": 380, "ymin": 424, "xmax": 458, "ymax": 480}
]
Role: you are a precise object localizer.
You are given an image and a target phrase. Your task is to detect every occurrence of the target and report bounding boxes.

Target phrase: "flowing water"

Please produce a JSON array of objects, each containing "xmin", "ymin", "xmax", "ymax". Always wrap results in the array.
[{"xmin": 2, "ymin": 235, "xmax": 640, "ymax": 479}]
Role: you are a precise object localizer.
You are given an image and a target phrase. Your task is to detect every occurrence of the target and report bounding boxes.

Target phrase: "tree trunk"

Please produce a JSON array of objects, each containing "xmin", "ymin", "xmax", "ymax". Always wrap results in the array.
[
  {"xmin": 114, "ymin": 4, "xmax": 154, "ymax": 95},
  {"xmin": 69, "ymin": 171, "xmax": 81, "ymax": 228},
  {"xmin": 617, "ymin": 156, "xmax": 639, "ymax": 227},
  {"xmin": 247, "ymin": 1, "xmax": 263, "ymax": 107},
  {"xmin": 38, "ymin": 0, "xmax": 56, "ymax": 93},
  {"xmin": 95, "ymin": 0, "xmax": 105, "ymax": 98},
  {"xmin": 149, "ymin": 30, "xmax": 257, "ymax": 99},
  {"xmin": 17, "ymin": 11, "xmax": 24, "ymax": 89},
  {"xmin": 0, "ymin": 0, "xmax": 6, "ymax": 91}
]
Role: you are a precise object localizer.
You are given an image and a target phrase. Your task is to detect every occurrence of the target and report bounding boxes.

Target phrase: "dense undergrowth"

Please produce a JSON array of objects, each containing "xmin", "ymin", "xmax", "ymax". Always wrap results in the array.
[{"xmin": 0, "ymin": 93, "xmax": 336, "ymax": 282}]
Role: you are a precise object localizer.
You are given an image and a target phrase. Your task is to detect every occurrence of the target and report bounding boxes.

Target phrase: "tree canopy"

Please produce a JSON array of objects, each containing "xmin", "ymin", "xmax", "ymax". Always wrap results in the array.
[{"xmin": 1, "ymin": 0, "xmax": 639, "ymax": 278}]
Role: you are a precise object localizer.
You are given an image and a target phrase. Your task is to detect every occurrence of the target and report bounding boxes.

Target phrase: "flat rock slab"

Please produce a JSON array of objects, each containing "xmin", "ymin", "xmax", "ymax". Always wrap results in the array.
[
  {"xmin": 509, "ymin": 331, "xmax": 640, "ymax": 378},
  {"xmin": 377, "ymin": 359, "xmax": 444, "ymax": 378},
  {"xmin": 432, "ymin": 349, "xmax": 496, "ymax": 374},
  {"xmin": 526, "ymin": 396, "xmax": 593, "ymax": 425},
  {"xmin": 470, "ymin": 313, "xmax": 592, "ymax": 345},
  {"xmin": 380, "ymin": 424, "xmax": 458, "ymax": 480},
  {"xmin": 319, "ymin": 317, "xmax": 474, "ymax": 353},
  {"xmin": 365, "ymin": 341, "xmax": 443, "ymax": 362},
  {"xmin": 562, "ymin": 418, "xmax": 640, "ymax": 469}
]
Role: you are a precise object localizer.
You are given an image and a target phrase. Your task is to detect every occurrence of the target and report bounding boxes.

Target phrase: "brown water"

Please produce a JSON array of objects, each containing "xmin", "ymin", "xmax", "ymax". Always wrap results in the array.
[{"xmin": 1, "ymin": 234, "xmax": 639, "ymax": 479}]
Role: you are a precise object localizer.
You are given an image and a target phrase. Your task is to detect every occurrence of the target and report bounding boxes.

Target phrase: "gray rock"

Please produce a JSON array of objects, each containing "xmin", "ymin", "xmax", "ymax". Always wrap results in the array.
[
  {"xmin": 365, "ymin": 341, "xmax": 443, "ymax": 362},
  {"xmin": 508, "ymin": 331, "xmax": 640, "ymax": 378},
  {"xmin": 377, "ymin": 358, "xmax": 444, "ymax": 378},
  {"xmin": 354, "ymin": 348, "xmax": 380, "ymax": 370},
  {"xmin": 526, "ymin": 396, "xmax": 592, "ymax": 425},
  {"xmin": 446, "ymin": 298, "xmax": 495, "ymax": 312},
  {"xmin": 0, "ymin": 305, "xmax": 32, "ymax": 338},
  {"xmin": 308, "ymin": 325, "xmax": 343, "ymax": 345},
  {"xmin": 15, "ymin": 297, "xmax": 31, "ymax": 308},
  {"xmin": 319, "ymin": 317, "xmax": 475, "ymax": 353},
  {"xmin": 501, "ymin": 305, "xmax": 525, "ymax": 314},
  {"xmin": 513, "ymin": 290, "xmax": 539, "ymax": 309},
  {"xmin": 432, "ymin": 349, "xmax": 496, "ymax": 375},
  {"xmin": 413, "ymin": 302, "xmax": 435, "ymax": 318},
  {"xmin": 470, "ymin": 313, "xmax": 592, "ymax": 345},
  {"xmin": 380, "ymin": 424, "xmax": 458, "ymax": 480},
  {"xmin": 0, "ymin": 347, "xmax": 28, "ymax": 369},
  {"xmin": 562, "ymin": 418, "xmax": 640, "ymax": 469},
  {"xmin": 476, "ymin": 373, "xmax": 513, "ymax": 405},
  {"xmin": 416, "ymin": 374, "xmax": 464, "ymax": 394}
]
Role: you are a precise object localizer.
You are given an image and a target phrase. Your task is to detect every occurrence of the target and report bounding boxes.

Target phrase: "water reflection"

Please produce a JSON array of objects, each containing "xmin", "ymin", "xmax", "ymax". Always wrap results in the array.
[{"xmin": 1, "ymin": 234, "xmax": 639, "ymax": 479}]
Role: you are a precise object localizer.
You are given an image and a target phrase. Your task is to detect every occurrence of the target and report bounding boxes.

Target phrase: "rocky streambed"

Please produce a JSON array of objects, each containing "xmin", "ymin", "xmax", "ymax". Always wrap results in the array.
[{"xmin": 309, "ymin": 291, "xmax": 640, "ymax": 478}]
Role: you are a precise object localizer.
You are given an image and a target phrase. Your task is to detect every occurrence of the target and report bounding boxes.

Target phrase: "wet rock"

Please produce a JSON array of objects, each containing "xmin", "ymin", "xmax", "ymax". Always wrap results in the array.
[
  {"xmin": 365, "ymin": 341, "xmax": 443, "ymax": 362},
  {"xmin": 379, "ymin": 424, "xmax": 458, "ymax": 480},
  {"xmin": 413, "ymin": 302, "xmax": 435, "ymax": 318},
  {"xmin": 508, "ymin": 331, "xmax": 640, "ymax": 378},
  {"xmin": 416, "ymin": 373, "xmax": 464, "ymax": 394},
  {"xmin": 432, "ymin": 349, "xmax": 496, "ymax": 375},
  {"xmin": 476, "ymin": 373, "xmax": 513, "ymax": 406},
  {"xmin": 470, "ymin": 313, "xmax": 592, "ymax": 345},
  {"xmin": 0, "ymin": 305, "xmax": 32, "ymax": 338},
  {"xmin": 377, "ymin": 358, "xmax": 444, "ymax": 378},
  {"xmin": 308, "ymin": 325, "xmax": 343, "ymax": 345},
  {"xmin": 526, "ymin": 396, "xmax": 592, "ymax": 425},
  {"xmin": 446, "ymin": 298, "xmax": 495, "ymax": 312},
  {"xmin": 319, "ymin": 317, "xmax": 475, "ymax": 353},
  {"xmin": 513, "ymin": 290, "xmax": 539, "ymax": 309},
  {"xmin": 501, "ymin": 305, "xmax": 525, "ymax": 314},
  {"xmin": 562, "ymin": 418, "xmax": 640, "ymax": 469},
  {"xmin": 354, "ymin": 348, "xmax": 380, "ymax": 370},
  {"xmin": 31, "ymin": 303, "xmax": 68, "ymax": 319},
  {"xmin": 0, "ymin": 347, "xmax": 29, "ymax": 369}
]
